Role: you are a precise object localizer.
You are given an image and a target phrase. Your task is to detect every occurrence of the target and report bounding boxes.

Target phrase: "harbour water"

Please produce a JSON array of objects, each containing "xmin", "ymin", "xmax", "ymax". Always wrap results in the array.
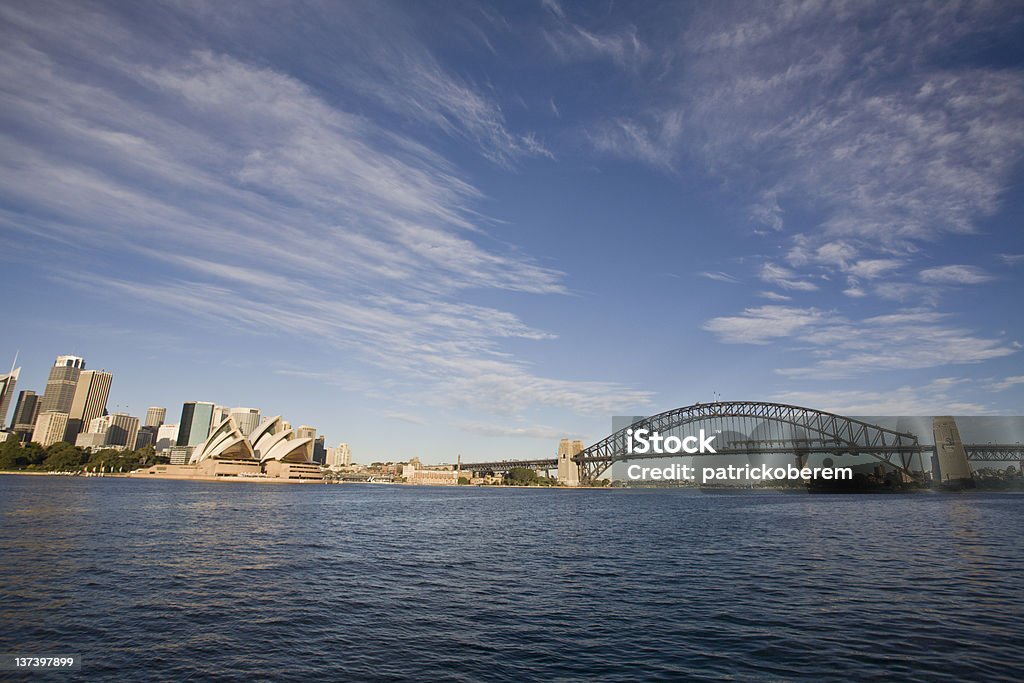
[{"xmin": 1, "ymin": 476, "xmax": 1022, "ymax": 681}]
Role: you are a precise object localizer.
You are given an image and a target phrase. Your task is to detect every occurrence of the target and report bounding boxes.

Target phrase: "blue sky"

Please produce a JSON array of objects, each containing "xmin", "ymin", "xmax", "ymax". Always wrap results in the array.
[{"xmin": 2, "ymin": 0, "xmax": 1023, "ymax": 462}]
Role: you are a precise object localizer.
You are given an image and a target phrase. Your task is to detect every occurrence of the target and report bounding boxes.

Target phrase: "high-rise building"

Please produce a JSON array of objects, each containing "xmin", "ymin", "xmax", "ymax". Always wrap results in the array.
[
  {"xmin": 210, "ymin": 405, "xmax": 230, "ymax": 431},
  {"xmin": 39, "ymin": 355, "xmax": 85, "ymax": 415},
  {"xmin": 229, "ymin": 407, "xmax": 261, "ymax": 437},
  {"xmin": 10, "ymin": 390, "xmax": 39, "ymax": 440},
  {"xmin": 327, "ymin": 442, "xmax": 352, "ymax": 467},
  {"xmin": 0, "ymin": 366, "xmax": 20, "ymax": 428},
  {"xmin": 144, "ymin": 407, "xmax": 167, "ymax": 428},
  {"xmin": 82, "ymin": 415, "xmax": 111, "ymax": 445},
  {"xmin": 156, "ymin": 423, "xmax": 179, "ymax": 451},
  {"xmin": 312, "ymin": 435, "xmax": 326, "ymax": 465},
  {"xmin": 295, "ymin": 425, "xmax": 316, "ymax": 440},
  {"xmin": 65, "ymin": 369, "xmax": 112, "ymax": 440},
  {"xmin": 177, "ymin": 401, "xmax": 215, "ymax": 447},
  {"xmin": 135, "ymin": 426, "xmax": 156, "ymax": 449},
  {"xmin": 89, "ymin": 413, "xmax": 140, "ymax": 450},
  {"xmin": 32, "ymin": 411, "xmax": 69, "ymax": 447}
]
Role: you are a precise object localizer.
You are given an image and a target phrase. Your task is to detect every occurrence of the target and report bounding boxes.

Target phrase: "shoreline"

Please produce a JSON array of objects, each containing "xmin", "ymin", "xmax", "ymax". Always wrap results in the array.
[
  {"xmin": 0, "ymin": 470, "xmax": 319, "ymax": 484},
  {"xmin": 0, "ymin": 473, "xmax": 606, "ymax": 489},
  {"xmin": 5, "ymin": 471, "xmax": 1014, "ymax": 492}
]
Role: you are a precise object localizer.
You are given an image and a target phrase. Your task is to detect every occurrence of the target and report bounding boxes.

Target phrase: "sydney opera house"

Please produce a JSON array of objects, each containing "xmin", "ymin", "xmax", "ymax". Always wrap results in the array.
[{"xmin": 135, "ymin": 415, "xmax": 323, "ymax": 481}]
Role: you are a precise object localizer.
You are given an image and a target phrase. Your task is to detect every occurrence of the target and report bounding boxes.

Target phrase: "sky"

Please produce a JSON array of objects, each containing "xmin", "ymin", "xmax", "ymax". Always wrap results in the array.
[{"xmin": 2, "ymin": 0, "xmax": 1023, "ymax": 463}]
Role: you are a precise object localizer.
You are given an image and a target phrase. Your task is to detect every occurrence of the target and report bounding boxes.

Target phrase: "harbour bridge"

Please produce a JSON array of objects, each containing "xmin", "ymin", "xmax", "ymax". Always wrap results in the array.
[{"xmin": 455, "ymin": 401, "xmax": 1024, "ymax": 486}]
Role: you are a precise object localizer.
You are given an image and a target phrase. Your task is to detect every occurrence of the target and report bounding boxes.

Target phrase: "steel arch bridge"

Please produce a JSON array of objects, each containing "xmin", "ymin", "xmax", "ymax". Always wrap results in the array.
[{"xmin": 573, "ymin": 401, "xmax": 924, "ymax": 484}]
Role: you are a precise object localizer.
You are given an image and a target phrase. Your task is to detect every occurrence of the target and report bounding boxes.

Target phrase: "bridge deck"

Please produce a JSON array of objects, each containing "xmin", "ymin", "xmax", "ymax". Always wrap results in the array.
[{"xmin": 455, "ymin": 444, "xmax": 1024, "ymax": 472}]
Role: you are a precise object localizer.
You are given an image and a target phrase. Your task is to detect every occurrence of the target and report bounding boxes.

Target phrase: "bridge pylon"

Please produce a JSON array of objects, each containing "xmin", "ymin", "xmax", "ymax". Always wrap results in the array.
[
  {"xmin": 557, "ymin": 438, "xmax": 583, "ymax": 486},
  {"xmin": 933, "ymin": 416, "xmax": 975, "ymax": 489}
]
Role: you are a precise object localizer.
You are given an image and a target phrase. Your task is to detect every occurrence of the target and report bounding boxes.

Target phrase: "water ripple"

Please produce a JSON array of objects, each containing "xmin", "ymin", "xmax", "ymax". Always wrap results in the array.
[{"xmin": 0, "ymin": 479, "xmax": 1022, "ymax": 681}]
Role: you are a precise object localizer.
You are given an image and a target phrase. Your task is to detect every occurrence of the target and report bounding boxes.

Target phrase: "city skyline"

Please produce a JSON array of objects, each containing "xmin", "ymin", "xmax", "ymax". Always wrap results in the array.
[
  {"xmin": 5, "ymin": 352, "xmax": 348, "ymax": 462},
  {"xmin": 2, "ymin": 1, "xmax": 1023, "ymax": 462}
]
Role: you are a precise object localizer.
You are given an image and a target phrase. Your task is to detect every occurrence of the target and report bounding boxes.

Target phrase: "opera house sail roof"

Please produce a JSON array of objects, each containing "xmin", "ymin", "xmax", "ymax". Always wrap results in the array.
[{"xmin": 190, "ymin": 415, "xmax": 314, "ymax": 464}]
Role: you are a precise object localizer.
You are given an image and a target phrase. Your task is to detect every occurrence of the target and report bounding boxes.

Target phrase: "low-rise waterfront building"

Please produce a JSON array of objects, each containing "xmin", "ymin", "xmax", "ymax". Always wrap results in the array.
[
  {"xmin": 401, "ymin": 463, "xmax": 459, "ymax": 485},
  {"xmin": 75, "ymin": 432, "xmax": 108, "ymax": 449},
  {"xmin": 167, "ymin": 446, "xmax": 193, "ymax": 465}
]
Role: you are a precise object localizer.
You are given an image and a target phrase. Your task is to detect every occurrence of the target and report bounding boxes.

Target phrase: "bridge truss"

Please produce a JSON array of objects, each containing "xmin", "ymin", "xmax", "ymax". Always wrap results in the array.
[
  {"xmin": 573, "ymin": 402, "xmax": 924, "ymax": 484},
  {"xmin": 458, "ymin": 402, "xmax": 1024, "ymax": 485}
]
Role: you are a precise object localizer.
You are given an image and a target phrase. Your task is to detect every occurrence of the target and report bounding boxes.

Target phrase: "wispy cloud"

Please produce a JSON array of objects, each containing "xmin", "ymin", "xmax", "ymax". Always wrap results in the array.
[
  {"xmin": 574, "ymin": 1, "xmax": 1021, "ymax": 394},
  {"xmin": 588, "ymin": 111, "xmax": 682, "ymax": 169},
  {"xmin": 587, "ymin": 2, "xmax": 1023, "ymax": 312},
  {"xmin": 456, "ymin": 421, "xmax": 574, "ymax": 440},
  {"xmin": 702, "ymin": 306, "xmax": 825, "ymax": 344},
  {"xmin": 986, "ymin": 376, "xmax": 1024, "ymax": 392},
  {"xmin": 848, "ymin": 259, "xmax": 903, "ymax": 279},
  {"xmin": 699, "ymin": 271, "xmax": 740, "ymax": 283},
  {"xmin": 540, "ymin": 0, "xmax": 565, "ymax": 20},
  {"xmin": 759, "ymin": 263, "xmax": 818, "ymax": 291},
  {"xmin": 0, "ymin": 4, "xmax": 650, "ymax": 419},
  {"xmin": 543, "ymin": 13, "xmax": 649, "ymax": 69},
  {"xmin": 773, "ymin": 379, "xmax": 990, "ymax": 416},
  {"xmin": 919, "ymin": 265, "xmax": 994, "ymax": 285},
  {"xmin": 756, "ymin": 291, "xmax": 792, "ymax": 302},
  {"xmin": 385, "ymin": 412, "xmax": 428, "ymax": 426},
  {"xmin": 704, "ymin": 307, "xmax": 1017, "ymax": 378},
  {"xmin": 677, "ymin": 2, "xmax": 1024, "ymax": 259}
]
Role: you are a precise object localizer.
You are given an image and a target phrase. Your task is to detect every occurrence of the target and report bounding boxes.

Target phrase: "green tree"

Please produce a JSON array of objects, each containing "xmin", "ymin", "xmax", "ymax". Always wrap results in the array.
[
  {"xmin": 42, "ymin": 442, "xmax": 87, "ymax": 471},
  {"xmin": 0, "ymin": 440, "xmax": 28, "ymax": 470},
  {"xmin": 22, "ymin": 442, "xmax": 45, "ymax": 466},
  {"xmin": 87, "ymin": 448, "xmax": 121, "ymax": 468},
  {"xmin": 458, "ymin": 476, "xmax": 470, "ymax": 485},
  {"xmin": 133, "ymin": 445, "xmax": 156, "ymax": 465},
  {"xmin": 505, "ymin": 467, "xmax": 540, "ymax": 485}
]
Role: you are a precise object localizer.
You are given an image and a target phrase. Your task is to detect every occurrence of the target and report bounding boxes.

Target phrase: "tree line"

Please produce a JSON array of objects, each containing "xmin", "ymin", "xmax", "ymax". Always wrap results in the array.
[{"xmin": 0, "ymin": 439, "xmax": 166, "ymax": 473}]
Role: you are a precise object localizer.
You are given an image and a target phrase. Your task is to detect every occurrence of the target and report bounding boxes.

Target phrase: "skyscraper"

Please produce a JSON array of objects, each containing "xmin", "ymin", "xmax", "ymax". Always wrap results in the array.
[
  {"xmin": 10, "ymin": 390, "xmax": 39, "ymax": 440},
  {"xmin": 229, "ymin": 407, "xmax": 261, "ymax": 437},
  {"xmin": 295, "ymin": 425, "xmax": 317, "ymax": 440},
  {"xmin": 32, "ymin": 411, "xmax": 69, "ymax": 448},
  {"xmin": 106, "ymin": 413, "xmax": 140, "ymax": 450},
  {"xmin": 84, "ymin": 413, "xmax": 140, "ymax": 450},
  {"xmin": 0, "ymin": 366, "xmax": 20, "ymax": 428},
  {"xmin": 39, "ymin": 355, "xmax": 85, "ymax": 414},
  {"xmin": 177, "ymin": 401, "xmax": 215, "ymax": 446},
  {"xmin": 156, "ymin": 423, "xmax": 179, "ymax": 450},
  {"xmin": 65, "ymin": 369, "xmax": 112, "ymax": 440},
  {"xmin": 144, "ymin": 407, "xmax": 167, "ymax": 427},
  {"xmin": 312, "ymin": 435, "xmax": 326, "ymax": 465},
  {"xmin": 135, "ymin": 426, "xmax": 155, "ymax": 449},
  {"xmin": 210, "ymin": 405, "xmax": 230, "ymax": 432}
]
